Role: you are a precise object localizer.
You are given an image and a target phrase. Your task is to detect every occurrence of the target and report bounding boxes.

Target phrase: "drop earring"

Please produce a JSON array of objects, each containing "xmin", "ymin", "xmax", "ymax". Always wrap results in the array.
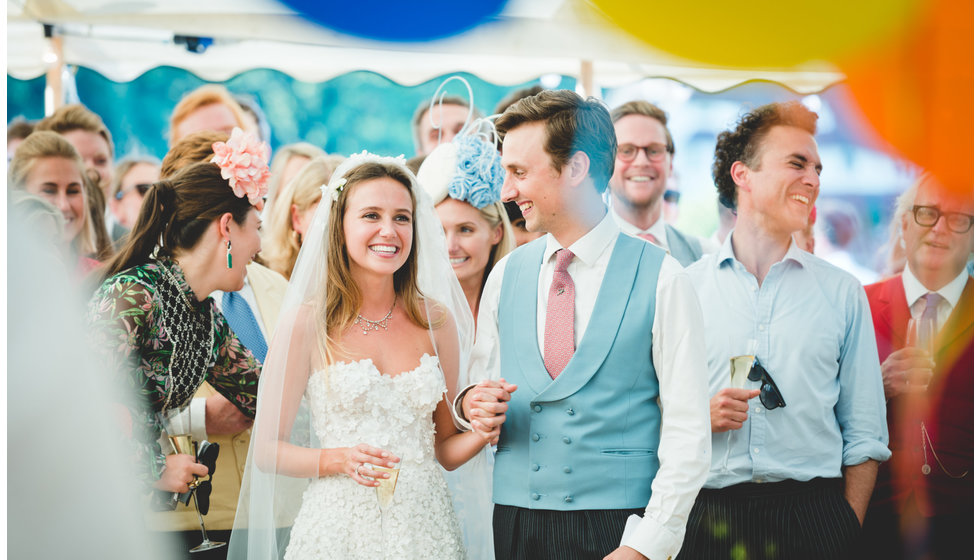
[{"xmin": 226, "ymin": 240, "xmax": 233, "ymax": 269}]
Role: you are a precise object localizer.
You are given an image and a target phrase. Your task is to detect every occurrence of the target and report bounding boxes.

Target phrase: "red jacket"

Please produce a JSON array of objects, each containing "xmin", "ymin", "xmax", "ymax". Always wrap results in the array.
[{"xmin": 864, "ymin": 274, "xmax": 973, "ymax": 516}]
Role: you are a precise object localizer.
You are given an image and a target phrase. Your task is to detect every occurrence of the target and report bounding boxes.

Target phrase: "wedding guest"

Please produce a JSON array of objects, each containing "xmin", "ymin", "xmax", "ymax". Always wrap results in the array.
[
  {"xmin": 607, "ymin": 101, "xmax": 703, "ymax": 266},
  {"xmin": 170, "ymin": 84, "xmax": 248, "ymax": 146},
  {"xmin": 857, "ymin": 173, "xmax": 973, "ymax": 560},
  {"xmin": 412, "ymin": 95, "xmax": 474, "ymax": 156},
  {"xmin": 679, "ymin": 101, "xmax": 889, "ymax": 559},
  {"xmin": 87, "ymin": 146, "xmax": 268, "ymax": 497},
  {"xmin": 10, "ymin": 187, "xmax": 175, "ymax": 560},
  {"xmin": 266, "ymin": 142, "xmax": 328, "ymax": 212},
  {"xmin": 418, "ymin": 132, "xmax": 515, "ymax": 321},
  {"xmin": 36, "ymin": 104, "xmax": 115, "ymax": 194},
  {"xmin": 35, "ymin": 104, "xmax": 115, "ymax": 258},
  {"xmin": 459, "ymin": 89, "xmax": 711, "ymax": 559},
  {"xmin": 151, "ymin": 128, "xmax": 288, "ymax": 553},
  {"xmin": 109, "ymin": 156, "xmax": 161, "ymax": 234},
  {"xmin": 9, "ymin": 131, "xmax": 104, "ymax": 276},
  {"xmin": 263, "ymin": 154, "xmax": 345, "ymax": 279}
]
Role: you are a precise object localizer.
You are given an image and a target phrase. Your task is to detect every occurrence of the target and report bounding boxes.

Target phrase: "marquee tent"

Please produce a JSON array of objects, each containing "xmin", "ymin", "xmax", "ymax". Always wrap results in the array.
[{"xmin": 8, "ymin": 0, "xmax": 845, "ymax": 94}]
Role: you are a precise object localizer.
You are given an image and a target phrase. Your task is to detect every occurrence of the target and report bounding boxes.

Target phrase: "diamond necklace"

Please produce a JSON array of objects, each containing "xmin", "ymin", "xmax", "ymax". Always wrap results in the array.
[{"xmin": 354, "ymin": 300, "xmax": 396, "ymax": 335}]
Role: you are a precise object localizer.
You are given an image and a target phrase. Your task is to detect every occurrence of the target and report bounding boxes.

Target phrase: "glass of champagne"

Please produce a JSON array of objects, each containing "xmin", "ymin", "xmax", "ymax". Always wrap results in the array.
[
  {"xmin": 721, "ymin": 339, "xmax": 757, "ymax": 473},
  {"xmin": 159, "ymin": 410, "xmax": 226, "ymax": 553},
  {"xmin": 905, "ymin": 316, "xmax": 936, "ymax": 390},
  {"xmin": 374, "ymin": 464, "xmax": 400, "ymax": 555}
]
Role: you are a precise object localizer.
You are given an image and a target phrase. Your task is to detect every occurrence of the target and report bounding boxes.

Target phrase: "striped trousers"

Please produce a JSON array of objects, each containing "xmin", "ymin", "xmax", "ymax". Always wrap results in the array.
[
  {"xmin": 677, "ymin": 478, "xmax": 862, "ymax": 560},
  {"xmin": 493, "ymin": 504, "xmax": 645, "ymax": 560}
]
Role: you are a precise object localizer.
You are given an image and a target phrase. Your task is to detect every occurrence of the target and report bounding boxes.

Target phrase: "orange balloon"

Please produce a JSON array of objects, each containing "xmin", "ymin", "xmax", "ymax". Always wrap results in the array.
[{"xmin": 837, "ymin": 0, "xmax": 973, "ymax": 196}]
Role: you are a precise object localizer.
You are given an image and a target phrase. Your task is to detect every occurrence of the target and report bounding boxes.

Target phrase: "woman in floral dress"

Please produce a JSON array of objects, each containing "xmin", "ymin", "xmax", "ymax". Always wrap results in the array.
[{"xmin": 88, "ymin": 130, "xmax": 270, "ymax": 495}]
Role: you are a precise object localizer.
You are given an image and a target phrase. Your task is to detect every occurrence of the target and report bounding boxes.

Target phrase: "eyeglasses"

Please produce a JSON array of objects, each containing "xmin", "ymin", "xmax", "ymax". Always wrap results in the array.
[
  {"xmin": 911, "ymin": 205, "xmax": 974, "ymax": 233},
  {"xmin": 115, "ymin": 183, "xmax": 152, "ymax": 200},
  {"xmin": 746, "ymin": 357, "xmax": 786, "ymax": 410},
  {"xmin": 616, "ymin": 143, "xmax": 670, "ymax": 163}
]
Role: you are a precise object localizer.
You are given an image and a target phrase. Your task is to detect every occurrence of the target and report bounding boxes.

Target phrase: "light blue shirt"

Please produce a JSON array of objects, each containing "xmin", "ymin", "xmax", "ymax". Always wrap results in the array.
[{"xmin": 688, "ymin": 235, "xmax": 890, "ymax": 489}]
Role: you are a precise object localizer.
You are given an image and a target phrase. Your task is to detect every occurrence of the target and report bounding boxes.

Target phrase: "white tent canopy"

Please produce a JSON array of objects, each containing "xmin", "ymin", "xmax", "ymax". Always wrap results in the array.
[{"xmin": 8, "ymin": 0, "xmax": 844, "ymax": 92}]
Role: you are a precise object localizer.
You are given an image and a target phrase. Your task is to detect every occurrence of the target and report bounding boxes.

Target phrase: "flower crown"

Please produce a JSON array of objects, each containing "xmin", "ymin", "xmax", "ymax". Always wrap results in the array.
[
  {"xmin": 447, "ymin": 134, "xmax": 503, "ymax": 209},
  {"xmin": 210, "ymin": 127, "xmax": 271, "ymax": 207},
  {"xmin": 324, "ymin": 151, "xmax": 410, "ymax": 202}
]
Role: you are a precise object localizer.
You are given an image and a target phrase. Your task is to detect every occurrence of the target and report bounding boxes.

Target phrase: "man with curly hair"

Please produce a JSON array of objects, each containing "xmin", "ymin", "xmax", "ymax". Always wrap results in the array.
[{"xmin": 679, "ymin": 101, "xmax": 891, "ymax": 559}]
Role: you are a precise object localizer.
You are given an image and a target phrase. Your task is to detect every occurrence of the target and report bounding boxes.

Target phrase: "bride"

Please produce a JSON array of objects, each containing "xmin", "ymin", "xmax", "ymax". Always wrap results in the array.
[{"xmin": 228, "ymin": 153, "xmax": 496, "ymax": 559}]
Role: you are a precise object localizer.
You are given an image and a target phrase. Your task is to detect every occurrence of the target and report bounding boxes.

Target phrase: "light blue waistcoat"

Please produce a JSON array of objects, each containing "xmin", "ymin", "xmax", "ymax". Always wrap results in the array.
[{"xmin": 493, "ymin": 233, "xmax": 665, "ymax": 510}]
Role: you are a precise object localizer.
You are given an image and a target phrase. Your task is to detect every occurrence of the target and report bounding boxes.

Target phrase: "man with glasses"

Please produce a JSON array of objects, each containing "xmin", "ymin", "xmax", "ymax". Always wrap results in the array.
[
  {"xmin": 680, "ymin": 101, "xmax": 890, "ymax": 559},
  {"xmin": 607, "ymin": 101, "xmax": 704, "ymax": 266},
  {"xmin": 857, "ymin": 174, "xmax": 973, "ymax": 559}
]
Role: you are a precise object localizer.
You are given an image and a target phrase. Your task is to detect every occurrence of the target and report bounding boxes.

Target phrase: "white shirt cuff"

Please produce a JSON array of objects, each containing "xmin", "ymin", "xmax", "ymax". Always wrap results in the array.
[
  {"xmin": 190, "ymin": 397, "xmax": 208, "ymax": 442},
  {"xmin": 622, "ymin": 515, "xmax": 683, "ymax": 560}
]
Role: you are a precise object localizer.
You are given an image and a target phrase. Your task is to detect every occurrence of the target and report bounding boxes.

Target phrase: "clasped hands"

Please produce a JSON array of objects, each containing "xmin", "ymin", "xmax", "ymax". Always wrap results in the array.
[{"xmin": 463, "ymin": 379, "xmax": 517, "ymax": 444}]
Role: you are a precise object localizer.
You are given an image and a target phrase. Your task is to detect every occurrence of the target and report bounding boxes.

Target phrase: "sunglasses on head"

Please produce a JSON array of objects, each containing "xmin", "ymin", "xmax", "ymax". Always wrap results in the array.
[
  {"xmin": 115, "ymin": 183, "xmax": 152, "ymax": 200},
  {"xmin": 747, "ymin": 357, "xmax": 786, "ymax": 410}
]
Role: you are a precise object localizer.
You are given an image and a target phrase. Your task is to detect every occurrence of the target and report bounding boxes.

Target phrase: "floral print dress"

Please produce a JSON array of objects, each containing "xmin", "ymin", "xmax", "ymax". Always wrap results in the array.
[{"xmin": 88, "ymin": 258, "xmax": 260, "ymax": 489}]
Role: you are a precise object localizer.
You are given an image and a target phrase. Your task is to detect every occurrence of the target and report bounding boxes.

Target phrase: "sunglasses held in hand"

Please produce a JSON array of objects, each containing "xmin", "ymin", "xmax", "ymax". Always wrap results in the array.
[{"xmin": 731, "ymin": 355, "xmax": 786, "ymax": 410}]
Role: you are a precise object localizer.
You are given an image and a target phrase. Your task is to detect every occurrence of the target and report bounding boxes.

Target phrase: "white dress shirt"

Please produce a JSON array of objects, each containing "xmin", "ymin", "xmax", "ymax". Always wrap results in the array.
[
  {"xmin": 467, "ymin": 211, "xmax": 711, "ymax": 560},
  {"xmin": 609, "ymin": 206, "xmax": 670, "ymax": 253},
  {"xmin": 902, "ymin": 264, "xmax": 969, "ymax": 329}
]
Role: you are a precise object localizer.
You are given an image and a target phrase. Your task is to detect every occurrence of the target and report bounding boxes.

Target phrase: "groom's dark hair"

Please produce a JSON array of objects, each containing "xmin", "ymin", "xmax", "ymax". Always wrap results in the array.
[{"xmin": 496, "ymin": 89, "xmax": 616, "ymax": 193}]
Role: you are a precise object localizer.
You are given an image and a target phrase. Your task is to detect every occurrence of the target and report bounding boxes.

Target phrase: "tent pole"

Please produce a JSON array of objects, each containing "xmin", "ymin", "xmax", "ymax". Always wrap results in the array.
[
  {"xmin": 44, "ymin": 31, "xmax": 64, "ymax": 116},
  {"xmin": 580, "ymin": 60, "xmax": 595, "ymax": 97}
]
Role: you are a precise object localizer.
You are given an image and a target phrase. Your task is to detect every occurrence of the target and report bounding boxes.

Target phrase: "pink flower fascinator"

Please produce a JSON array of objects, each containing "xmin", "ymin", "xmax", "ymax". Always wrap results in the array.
[{"xmin": 211, "ymin": 127, "xmax": 271, "ymax": 207}]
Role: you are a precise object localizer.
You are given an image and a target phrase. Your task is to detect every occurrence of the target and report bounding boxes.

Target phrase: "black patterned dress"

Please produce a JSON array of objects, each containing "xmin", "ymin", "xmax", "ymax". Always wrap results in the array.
[{"xmin": 88, "ymin": 258, "xmax": 260, "ymax": 489}]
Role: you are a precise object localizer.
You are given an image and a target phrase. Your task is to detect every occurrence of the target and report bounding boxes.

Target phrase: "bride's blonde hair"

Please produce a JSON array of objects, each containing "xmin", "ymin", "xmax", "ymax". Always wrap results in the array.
[{"xmin": 315, "ymin": 161, "xmax": 434, "ymax": 362}]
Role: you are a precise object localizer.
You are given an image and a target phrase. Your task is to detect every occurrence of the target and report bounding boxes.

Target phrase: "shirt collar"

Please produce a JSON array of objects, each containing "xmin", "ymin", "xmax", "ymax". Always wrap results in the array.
[
  {"xmin": 715, "ymin": 232, "xmax": 806, "ymax": 270},
  {"xmin": 609, "ymin": 206, "xmax": 670, "ymax": 252},
  {"xmin": 902, "ymin": 263, "xmax": 969, "ymax": 310},
  {"xmin": 543, "ymin": 211, "xmax": 619, "ymax": 267}
]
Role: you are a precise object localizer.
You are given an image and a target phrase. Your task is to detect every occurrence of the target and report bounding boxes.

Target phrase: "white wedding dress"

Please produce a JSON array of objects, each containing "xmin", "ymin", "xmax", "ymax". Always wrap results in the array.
[{"xmin": 284, "ymin": 353, "xmax": 466, "ymax": 560}]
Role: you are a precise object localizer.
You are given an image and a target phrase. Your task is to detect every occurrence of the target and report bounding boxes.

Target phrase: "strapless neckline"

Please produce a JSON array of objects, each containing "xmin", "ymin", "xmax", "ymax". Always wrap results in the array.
[{"xmin": 326, "ymin": 353, "xmax": 437, "ymax": 380}]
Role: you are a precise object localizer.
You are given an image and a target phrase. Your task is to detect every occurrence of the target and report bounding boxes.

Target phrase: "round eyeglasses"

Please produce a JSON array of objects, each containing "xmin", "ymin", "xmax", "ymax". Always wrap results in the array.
[
  {"xmin": 616, "ymin": 143, "xmax": 670, "ymax": 163},
  {"xmin": 912, "ymin": 205, "xmax": 974, "ymax": 233}
]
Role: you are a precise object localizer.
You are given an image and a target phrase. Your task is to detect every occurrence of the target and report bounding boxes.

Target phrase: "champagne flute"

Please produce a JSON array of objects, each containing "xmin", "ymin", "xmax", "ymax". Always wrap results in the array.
[
  {"xmin": 721, "ymin": 339, "xmax": 757, "ymax": 473},
  {"xmin": 159, "ymin": 410, "xmax": 226, "ymax": 553},
  {"xmin": 905, "ymin": 316, "xmax": 936, "ymax": 390},
  {"xmin": 374, "ymin": 464, "xmax": 400, "ymax": 557}
]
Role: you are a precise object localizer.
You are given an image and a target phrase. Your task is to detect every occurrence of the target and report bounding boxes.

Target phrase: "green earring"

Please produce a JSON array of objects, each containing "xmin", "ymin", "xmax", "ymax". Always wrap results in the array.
[{"xmin": 226, "ymin": 240, "xmax": 233, "ymax": 269}]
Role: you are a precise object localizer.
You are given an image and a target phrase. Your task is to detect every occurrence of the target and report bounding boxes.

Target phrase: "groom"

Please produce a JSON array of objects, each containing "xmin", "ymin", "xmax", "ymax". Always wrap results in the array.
[{"xmin": 456, "ymin": 90, "xmax": 710, "ymax": 560}]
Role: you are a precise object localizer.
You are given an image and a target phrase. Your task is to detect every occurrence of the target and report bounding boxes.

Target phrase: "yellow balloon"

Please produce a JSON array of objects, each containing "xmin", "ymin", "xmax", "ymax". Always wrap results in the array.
[{"xmin": 592, "ymin": 0, "xmax": 924, "ymax": 68}]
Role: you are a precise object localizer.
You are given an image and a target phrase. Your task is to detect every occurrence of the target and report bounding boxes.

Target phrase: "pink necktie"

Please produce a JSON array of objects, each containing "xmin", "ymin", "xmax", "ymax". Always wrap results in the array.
[
  {"xmin": 544, "ymin": 249, "xmax": 576, "ymax": 379},
  {"xmin": 637, "ymin": 232, "xmax": 660, "ymax": 246}
]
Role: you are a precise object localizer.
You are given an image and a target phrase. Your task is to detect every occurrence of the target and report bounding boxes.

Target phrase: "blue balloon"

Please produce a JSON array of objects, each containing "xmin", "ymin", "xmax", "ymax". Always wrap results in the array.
[{"xmin": 283, "ymin": 0, "xmax": 508, "ymax": 42}]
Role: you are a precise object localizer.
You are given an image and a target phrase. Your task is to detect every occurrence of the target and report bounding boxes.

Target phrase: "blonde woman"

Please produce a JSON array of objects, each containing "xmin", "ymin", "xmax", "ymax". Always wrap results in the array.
[
  {"xmin": 262, "ymin": 155, "xmax": 345, "ymax": 279},
  {"xmin": 9, "ymin": 131, "xmax": 103, "ymax": 276},
  {"xmin": 418, "ymin": 133, "xmax": 515, "ymax": 321}
]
